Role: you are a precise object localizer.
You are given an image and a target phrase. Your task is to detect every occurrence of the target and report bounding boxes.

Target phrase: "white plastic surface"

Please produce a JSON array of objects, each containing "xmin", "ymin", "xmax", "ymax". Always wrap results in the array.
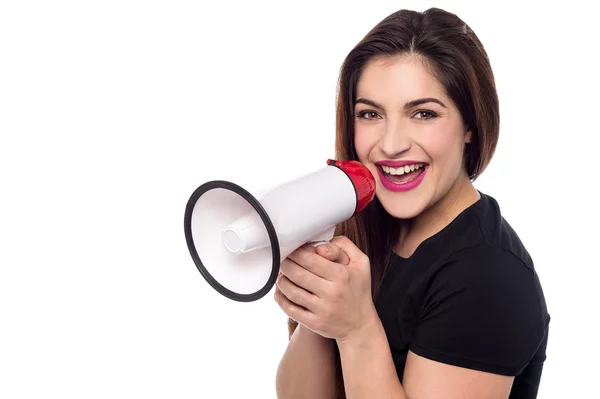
[
  {"xmin": 189, "ymin": 187, "xmax": 274, "ymax": 295},
  {"xmin": 221, "ymin": 211, "xmax": 268, "ymax": 253},
  {"xmin": 223, "ymin": 164, "xmax": 356, "ymax": 260}
]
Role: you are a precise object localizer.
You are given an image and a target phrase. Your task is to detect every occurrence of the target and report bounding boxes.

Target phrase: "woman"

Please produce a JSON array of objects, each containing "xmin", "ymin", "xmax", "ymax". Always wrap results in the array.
[{"xmin": 274, "ymin": 7, "xmax": 549, "ymax": 399}]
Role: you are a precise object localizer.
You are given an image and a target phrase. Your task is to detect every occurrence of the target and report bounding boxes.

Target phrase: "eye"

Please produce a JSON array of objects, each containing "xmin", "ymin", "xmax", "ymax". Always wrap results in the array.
[
  {"xmin": 413, "ymin": 110, "xmax": 438, "ymax": 120},
  {"xmin": 355, "ymin": 110, "xmax": 382, "ymax": 120}
]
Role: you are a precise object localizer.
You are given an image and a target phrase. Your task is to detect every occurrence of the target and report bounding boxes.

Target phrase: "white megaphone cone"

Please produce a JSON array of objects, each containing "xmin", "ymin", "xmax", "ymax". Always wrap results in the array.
[{"xmin": 183, "ymin": 159, "xmax": 376, "ymax": 302}]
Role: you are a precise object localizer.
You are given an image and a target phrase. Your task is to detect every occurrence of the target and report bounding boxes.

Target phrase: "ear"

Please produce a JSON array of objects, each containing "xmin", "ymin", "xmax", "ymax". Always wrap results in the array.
[{"xmin": 464, "ymin": 125, "xmax": 472, "ymax": 144}]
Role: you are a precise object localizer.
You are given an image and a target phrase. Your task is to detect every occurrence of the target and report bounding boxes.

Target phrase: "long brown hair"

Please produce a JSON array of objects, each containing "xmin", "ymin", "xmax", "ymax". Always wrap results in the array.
[{"xmin": 286, "ymin": 7, "xmax": 500, "ymax": 398}]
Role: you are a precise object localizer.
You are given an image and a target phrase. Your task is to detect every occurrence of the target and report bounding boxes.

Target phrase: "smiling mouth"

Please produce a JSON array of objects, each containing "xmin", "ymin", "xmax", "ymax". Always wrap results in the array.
[{"xmin": 379, "ymin": 163, "xmax": 426, "ymax": 184}]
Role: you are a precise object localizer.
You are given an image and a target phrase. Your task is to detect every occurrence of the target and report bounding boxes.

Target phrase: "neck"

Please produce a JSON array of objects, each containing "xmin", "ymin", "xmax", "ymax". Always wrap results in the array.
[{"xmin": 396, "ymin": 172, "xmax": 480, "ymax": 258}]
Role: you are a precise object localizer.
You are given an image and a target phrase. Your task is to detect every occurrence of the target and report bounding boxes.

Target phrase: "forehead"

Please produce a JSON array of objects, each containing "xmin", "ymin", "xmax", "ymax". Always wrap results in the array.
[{"xmin": 356, "ymin": 54, "xmax": 448, "ymax": 102}]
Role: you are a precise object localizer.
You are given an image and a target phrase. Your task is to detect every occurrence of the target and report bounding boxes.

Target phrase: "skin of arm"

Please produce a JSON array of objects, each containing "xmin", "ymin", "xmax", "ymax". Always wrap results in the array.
[
  {"xmin": 274, "ymin": 246, "xmax": 345, "ymax": 399},
  {"xmin": 275, "ymin": 321, "xmax": 338, "ymax": 399}
]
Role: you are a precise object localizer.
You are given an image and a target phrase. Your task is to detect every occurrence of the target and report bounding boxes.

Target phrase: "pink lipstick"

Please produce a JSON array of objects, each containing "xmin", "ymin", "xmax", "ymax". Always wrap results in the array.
[{"xmin": 375, "ymin": 160, "xmax": 428, "ymax": 192}]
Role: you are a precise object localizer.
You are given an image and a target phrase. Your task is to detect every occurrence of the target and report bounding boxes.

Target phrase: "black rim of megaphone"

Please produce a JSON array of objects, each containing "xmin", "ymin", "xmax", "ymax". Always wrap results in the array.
[{"xmin": 184, "ymin": 180, "xmax": 281, "ymax": 302}]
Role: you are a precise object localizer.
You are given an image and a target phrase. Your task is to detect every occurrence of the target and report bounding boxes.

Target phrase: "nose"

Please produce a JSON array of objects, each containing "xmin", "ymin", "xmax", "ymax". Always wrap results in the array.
[{"xmin": 378, "ymin": 120, "xmax": 411, "ymax": 158}]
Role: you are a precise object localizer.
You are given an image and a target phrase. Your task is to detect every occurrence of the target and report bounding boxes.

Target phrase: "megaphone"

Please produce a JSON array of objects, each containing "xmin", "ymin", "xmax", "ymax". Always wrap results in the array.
[{"xmin": 183, "ymin": 159, "xmax": 376, "ymax": 302}]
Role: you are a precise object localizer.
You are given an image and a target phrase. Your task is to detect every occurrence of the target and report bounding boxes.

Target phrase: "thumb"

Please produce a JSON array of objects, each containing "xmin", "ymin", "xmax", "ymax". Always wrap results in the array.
[
  {"xmin": 315, "ymin": 242, "xmax": 350, "ymax": 266},
  {"xmin": 329, "ymin": 236, "xmax": 367, "ymax": 265}
]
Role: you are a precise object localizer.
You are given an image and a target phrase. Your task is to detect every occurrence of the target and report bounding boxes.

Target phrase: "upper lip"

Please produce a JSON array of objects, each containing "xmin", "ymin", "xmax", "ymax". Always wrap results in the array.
[{"xmin": 375, "ymin": 160, "xmax": 428, "ymax": 168}]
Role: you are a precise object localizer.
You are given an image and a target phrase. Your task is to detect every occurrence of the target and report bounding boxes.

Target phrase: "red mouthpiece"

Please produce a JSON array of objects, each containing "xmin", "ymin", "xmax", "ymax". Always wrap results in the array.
[{"xmin": 327, "ymin": 159, "xmax": 376, "ymax": 215}]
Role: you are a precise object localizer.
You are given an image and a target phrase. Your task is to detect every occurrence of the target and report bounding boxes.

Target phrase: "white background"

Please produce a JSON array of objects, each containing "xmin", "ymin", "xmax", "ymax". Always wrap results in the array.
[{"xmin": 1, "ymin": 0, "xmax": 598, "ymax": 398}]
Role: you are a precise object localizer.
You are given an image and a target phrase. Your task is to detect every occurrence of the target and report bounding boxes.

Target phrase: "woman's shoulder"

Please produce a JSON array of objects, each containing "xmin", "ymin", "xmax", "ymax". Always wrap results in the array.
[
  {"xmin": 412, "ymin": 229, "xmax": 550, "ymax": 377},
  {"xmin": 424, "ymin": 241, "xmax": 546, "ymax": 303},
  {"xmin": 419, "ymin": 191, "xmax": 549, "ymax": 323},
  {"xmin": 426, "ymin": 190, "xmax": 544, "ymax": 297},
  {"xmin": 427, "ymin": 242, "xmax": 545, "ymax": 304},
  {"xmin": 434, "ymin": 191, "xmax": 535, "ymax": 270},
  {"xmin": 409, "ymin": 239, "xmax": 550, "ymax": 377},
  {"xmin": 469, "ymin": 192, "xmax": 534, "ymax": 268}
]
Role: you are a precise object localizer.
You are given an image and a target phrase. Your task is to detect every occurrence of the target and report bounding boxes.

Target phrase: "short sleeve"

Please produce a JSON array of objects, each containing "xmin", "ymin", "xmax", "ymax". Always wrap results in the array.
[{"xmin": 410, "ymin": 244, "xmax": 548, "ymax": 376}]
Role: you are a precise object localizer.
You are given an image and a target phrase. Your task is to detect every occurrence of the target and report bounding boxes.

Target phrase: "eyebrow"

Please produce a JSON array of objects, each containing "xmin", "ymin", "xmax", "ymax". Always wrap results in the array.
[{"xmin": 355, "ymin": 97, "xmax": 447, "ymax": 109}]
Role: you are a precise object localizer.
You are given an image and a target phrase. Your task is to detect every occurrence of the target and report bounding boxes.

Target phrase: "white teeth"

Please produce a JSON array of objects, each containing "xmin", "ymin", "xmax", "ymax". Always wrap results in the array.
[{"xmin": 381, "ymin": 163, "xmax": 424, "ymax": 175}]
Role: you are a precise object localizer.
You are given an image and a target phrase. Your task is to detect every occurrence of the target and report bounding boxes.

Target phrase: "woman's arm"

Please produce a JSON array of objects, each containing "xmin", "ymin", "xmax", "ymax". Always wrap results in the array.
[
  {"xmin": 336, "ymin": 316, "xmax": 406, "ymax": 399},
  {"xmin": 275, "ymin": 320, "xmax": 337, "ymax": 399},
  {"xmin": 335, "ymin": 244, "xmax": 546, "ymax": 399},
  {"xmin": 275, "ymin": 244, "xmax": 349, "ymax": 399},
  {"xmin": 336, "ymin": 318, "xmax": 514, "ymax": 399}
]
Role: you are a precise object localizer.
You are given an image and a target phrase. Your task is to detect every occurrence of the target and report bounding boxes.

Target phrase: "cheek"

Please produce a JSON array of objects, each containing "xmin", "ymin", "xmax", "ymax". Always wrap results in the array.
[
  {"xmin": 417, "ymin": 132, "xmax": 465, "ymax": 190},
  {"xmin": 420, "ymin": 128, "xmax": 465, "ymax": 166},
  {"xmin": 353, "ymin": 125, "xmax": 379, "ymax": 162}
]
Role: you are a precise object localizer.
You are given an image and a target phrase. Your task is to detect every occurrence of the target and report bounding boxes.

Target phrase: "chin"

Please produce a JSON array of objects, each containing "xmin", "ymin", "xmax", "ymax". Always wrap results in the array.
[
  {"xmin": 376, "ymin": 191, "xmax": 429, "ymax": 220},
  {"xmin": 367, "ymin": 165, "xmax": 432, "ymax": 219}
]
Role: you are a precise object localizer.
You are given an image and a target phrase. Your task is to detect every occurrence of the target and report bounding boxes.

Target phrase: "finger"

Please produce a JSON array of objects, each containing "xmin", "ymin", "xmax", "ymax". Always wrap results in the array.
[
  {"xmin": 279, "ymin": 257, "xmax": 330, "ymax": 297},
  {"xmin": 301, "ymin": 243, "xmax": 317, "ymax": 253},
  {"xmin": 314, "ymin": 243, "xmax": 350, "ymax": 266},
  {"xmin": 276, "ymin": 273, "xmax": 320, "ymax": 312},
  {"xmin": 329, "ymin": 235, "xmax": 368, "ymax": 266},
  {"xmin": 274, "ymin": 279, "xmax": 317, "ymax": 326},
  {"xmin": 287, "ymin": 246, "xmax": 342, "ymax": 281}
]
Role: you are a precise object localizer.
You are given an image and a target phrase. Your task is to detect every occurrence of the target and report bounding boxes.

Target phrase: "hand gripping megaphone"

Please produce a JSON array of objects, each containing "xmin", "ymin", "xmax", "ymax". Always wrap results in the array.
[{"xmin": 183, "ymin": 159, "xmax": 376, "ymax": 302}]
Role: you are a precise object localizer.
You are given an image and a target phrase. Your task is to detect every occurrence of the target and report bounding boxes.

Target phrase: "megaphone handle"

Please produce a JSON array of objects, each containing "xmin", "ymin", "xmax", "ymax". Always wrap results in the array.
[{"xmin": 308, "ymin": 226, "xmax": 336, "ymax": 248}]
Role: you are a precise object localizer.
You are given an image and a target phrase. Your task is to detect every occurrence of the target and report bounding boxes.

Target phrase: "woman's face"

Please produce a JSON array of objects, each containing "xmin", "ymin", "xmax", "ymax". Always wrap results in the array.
[{"xmin": 354, "ymin": 54, "xmax": 472, "ymax": 220}]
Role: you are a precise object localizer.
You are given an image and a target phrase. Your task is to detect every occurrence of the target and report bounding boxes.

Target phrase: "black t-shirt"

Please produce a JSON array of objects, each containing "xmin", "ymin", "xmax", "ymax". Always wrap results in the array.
[{"xmin": 374, "ymin": 192, "xmax": 550, "ymax": 398}]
